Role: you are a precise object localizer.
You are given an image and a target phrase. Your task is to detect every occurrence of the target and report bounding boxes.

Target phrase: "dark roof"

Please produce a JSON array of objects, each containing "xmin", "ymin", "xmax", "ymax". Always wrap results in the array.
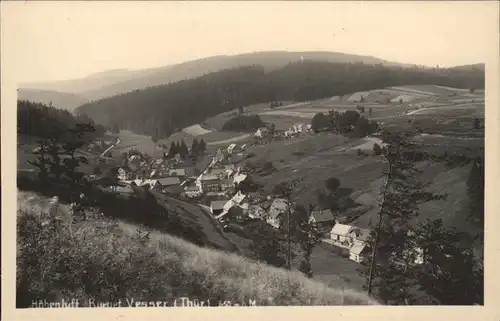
[
  {"xmin": 211, "ymin": 200, "xmax": 229, "ymax": 211},
  {"xmin": 310, "ymin": 209, "xmax": 336, "ymax": 223},
  {"xmin": 157, "ymin": 177, "xmax": 181, "ymax": 186}
]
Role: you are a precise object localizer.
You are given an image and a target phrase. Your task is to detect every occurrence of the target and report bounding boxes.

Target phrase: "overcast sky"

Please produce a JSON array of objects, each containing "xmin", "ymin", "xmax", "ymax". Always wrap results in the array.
[{"xmin": 2, "ymin": 1, "xmax": 497, "ymax": 83}]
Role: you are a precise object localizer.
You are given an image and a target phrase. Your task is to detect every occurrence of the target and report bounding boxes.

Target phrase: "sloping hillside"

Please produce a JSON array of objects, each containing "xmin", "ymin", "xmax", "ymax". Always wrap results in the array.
[
  {"xmin": 19, "ymin": 68, "xmax": 155, "ymax": 95},
  {"xmin": 16, "ymin": 190, "xmax": 379, "ymax": 307},
  {"xmin": 17, "ymin": 89, "xmax": 89, "ymax": 112}
]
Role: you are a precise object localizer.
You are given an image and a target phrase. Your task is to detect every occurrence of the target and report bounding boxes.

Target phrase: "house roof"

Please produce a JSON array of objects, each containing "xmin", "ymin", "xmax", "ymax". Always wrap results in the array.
[
  {"xmin": 114, "ymin": 185, "xmax": 135, "ymax": 194},
  {"xmin": 211, "ymin": 200, "xmax": 229, "ymax": 211},
  {"xmin": 269, "ymin": 198, "xmax": 288, "ymax": 219},
  {"xmin": 169, "ymin": 168, "xmax": 186, "ymax": 176},
  {"xmin": 184, "ymin": 185, "xmax": 200, "ymax": 192},
  {"xmin": 142, "ymin": 179, "xmax": 158, "ymax": 186},
  {"xmin": 349, "ymin": 227, "xmax": 372, "ymax": 242},
  {"xmin": 233, "ymin": 174, "xmax": 248, "ymax": 184},
  {"xmin": 350, "ymin": 243, "xmax": 368, "ymax": 256},
  {"xmin": 231, "ymin": 191, "xmax": 246, "ymax": 204},
  {"xmin": 310, "ymin": 209, "xmax": 335, "ymax": 223},
  {"xmin": 249, "ymin": 205, "xmax": 266, "ymax": 218},
  {"xmin": 200, "ymin": 174, "xmax": 220, "ymax": 181},
  {"xmin": 331, "ymin": 223, "xmax": 353, "ymax": 236},
  {"xmin": 260, "ymin": 199, "xmax": 274, "ymax": 210},
  {"xmin": 157, "ymin": 177, "xmax": 181, "ymax": 186},
  {"xmin": 271, "ymin": 198, "xmax": 288, "ymax": 211},
  {"xmin": 223, "ymin": 200, "xmax": 235, "ymax": 212}
]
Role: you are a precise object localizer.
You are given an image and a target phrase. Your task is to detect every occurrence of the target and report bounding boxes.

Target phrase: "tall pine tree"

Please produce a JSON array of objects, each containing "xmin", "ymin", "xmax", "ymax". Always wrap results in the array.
[
  {"xmin": 198, "ymin": 138, "xmax": 206, "ymax": 155},
  {"xmin": 364, "ymin": 132, "xmax": 446, "ymax": 304},
  {"xmin": 466, "ymin": 157, "xmax": 484, "ymax": 227},
  {"xmin": 179, "ymin": 139, "xmax": 189, "ymax": 158},
  {"xmin": 191, "ymin": 138, "xmax": 199, "ymax": 156}
]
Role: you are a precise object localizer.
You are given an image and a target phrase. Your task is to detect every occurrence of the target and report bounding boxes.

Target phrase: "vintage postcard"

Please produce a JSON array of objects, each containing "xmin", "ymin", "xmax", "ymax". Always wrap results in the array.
[{"xmin": 1, "ymin": 1, "xmax": 499, "ymax": 320}]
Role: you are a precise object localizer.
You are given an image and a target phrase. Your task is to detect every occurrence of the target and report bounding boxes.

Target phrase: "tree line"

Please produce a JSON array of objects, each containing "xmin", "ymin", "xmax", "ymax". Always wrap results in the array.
[
  {"xmin": 165, "ymin": 138, "xmax": 206, "ymax": 159},
  {"xmin": 311, "ymin": 109, "xmax": 379, "ymax": 138},
  {"xmin": 221, "ymin": 115, "xmax": 266, "ymax": 132},
  {"xmin": 76, "ymin": 61, "xmax": 484, "ymax": 139}
]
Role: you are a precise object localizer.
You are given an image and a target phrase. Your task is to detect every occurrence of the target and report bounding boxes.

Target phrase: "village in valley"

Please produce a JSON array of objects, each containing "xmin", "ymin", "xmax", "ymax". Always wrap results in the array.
[
  {"xmin": 13, "ymin": 7, "xmax": 487, "ymax": 303},
  {"xmin": 93, "ymin": 118, "xmax": 420, "ymax": 268}
]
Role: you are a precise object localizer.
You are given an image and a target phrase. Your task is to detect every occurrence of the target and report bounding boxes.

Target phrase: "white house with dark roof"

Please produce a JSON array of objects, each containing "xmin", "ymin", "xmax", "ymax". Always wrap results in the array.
[
  {"xmin": 328, "ymin": 223, "xmax": 373, "ymax": 264},
  {"xmin": 330, "ymin": 223, "xmax": 354, "ymax": 247},
  {"xmin": 196, "ymin": 174, "xmax": 221, "ymax": 193}
]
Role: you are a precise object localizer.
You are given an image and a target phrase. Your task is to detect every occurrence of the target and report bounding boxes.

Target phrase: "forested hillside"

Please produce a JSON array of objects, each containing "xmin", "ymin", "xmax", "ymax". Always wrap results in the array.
[
  {"xmin": 76, "ymin": 61, "xmax": 484, "ymax": 138},
  {"xmin": 18, "ymin": 100, "xmax": 105, "ymax": 139},
  {"xmin": 21, "ymin": 51, "xmax": 400, "ymax": 100}
]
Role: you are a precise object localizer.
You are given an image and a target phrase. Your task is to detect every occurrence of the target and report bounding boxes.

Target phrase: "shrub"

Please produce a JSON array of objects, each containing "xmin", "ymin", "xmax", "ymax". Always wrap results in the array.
[{"xmin": 16, "ymin": 192, "xmax": 379, "ymax": 307}]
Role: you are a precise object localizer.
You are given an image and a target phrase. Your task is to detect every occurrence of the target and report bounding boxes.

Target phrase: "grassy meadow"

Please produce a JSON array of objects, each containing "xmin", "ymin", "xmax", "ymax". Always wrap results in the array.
[{"xmin": 16, "ymin": 190, "xmax": 379, "ymax": 307}]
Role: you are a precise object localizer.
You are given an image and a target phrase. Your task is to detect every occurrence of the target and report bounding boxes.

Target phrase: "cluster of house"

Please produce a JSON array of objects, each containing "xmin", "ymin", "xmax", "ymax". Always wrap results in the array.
[
  {"xmin": 106, "ymin": 152, "xmax": 190, "ymax": 197},
  {"xmin": 253, "ymin": 123, "xmax": 313, "ymax": 140},
  {"xmin": 183, "ymin": 143, "xmax": 250, "ymax": 198}
]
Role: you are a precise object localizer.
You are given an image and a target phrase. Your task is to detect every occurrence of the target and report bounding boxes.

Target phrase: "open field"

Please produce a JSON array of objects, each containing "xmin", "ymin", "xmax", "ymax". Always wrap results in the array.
[
  {"xmin": 241, "ymin": 126, "xmax": 482, "ymax": 237},
  {"xmin": 183, "ymin": 84, "xmax": 484, "ymax": 151},
  {"xmin": 182, "ymin": 124, "xmax": 213, "ymax": 136}
]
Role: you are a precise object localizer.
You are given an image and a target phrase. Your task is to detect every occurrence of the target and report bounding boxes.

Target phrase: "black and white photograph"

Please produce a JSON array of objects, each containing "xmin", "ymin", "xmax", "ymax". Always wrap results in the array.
[{"xmin": 2, "ymin": 1, "xmax": 498, "ymax": 314}]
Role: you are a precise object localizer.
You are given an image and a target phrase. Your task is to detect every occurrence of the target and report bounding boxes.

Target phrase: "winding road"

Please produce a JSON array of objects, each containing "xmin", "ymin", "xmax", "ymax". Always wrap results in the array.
[{"xmin": 99, "ymin": 138, "xmax": 121, "ymax": 158}]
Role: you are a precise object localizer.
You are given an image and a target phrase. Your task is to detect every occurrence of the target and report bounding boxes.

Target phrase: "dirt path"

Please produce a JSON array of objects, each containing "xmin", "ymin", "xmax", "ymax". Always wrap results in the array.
[{"xmin": 207, "ymin": 134, "xmax": 251, "ymax": 146}]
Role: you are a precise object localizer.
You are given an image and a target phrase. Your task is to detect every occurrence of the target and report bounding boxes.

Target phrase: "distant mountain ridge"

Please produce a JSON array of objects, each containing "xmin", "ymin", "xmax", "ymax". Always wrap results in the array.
[
  {"xmin": 19, "ymin": 51, "xmax": 484, "ymax": 110},
  {"xmin": 20, "ymin": 51, "xmax": 414, "ymax": 102},
  {"xmin": 17, "ymin": 89, "xmax": 89, "ymax": 112}
]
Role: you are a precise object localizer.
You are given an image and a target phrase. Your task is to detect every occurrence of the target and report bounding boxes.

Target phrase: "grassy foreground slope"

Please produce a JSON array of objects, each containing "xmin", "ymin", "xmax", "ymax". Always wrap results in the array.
[{"xmin": 17, "ymin": 191, "xmax": 379, "ymax": 307}]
